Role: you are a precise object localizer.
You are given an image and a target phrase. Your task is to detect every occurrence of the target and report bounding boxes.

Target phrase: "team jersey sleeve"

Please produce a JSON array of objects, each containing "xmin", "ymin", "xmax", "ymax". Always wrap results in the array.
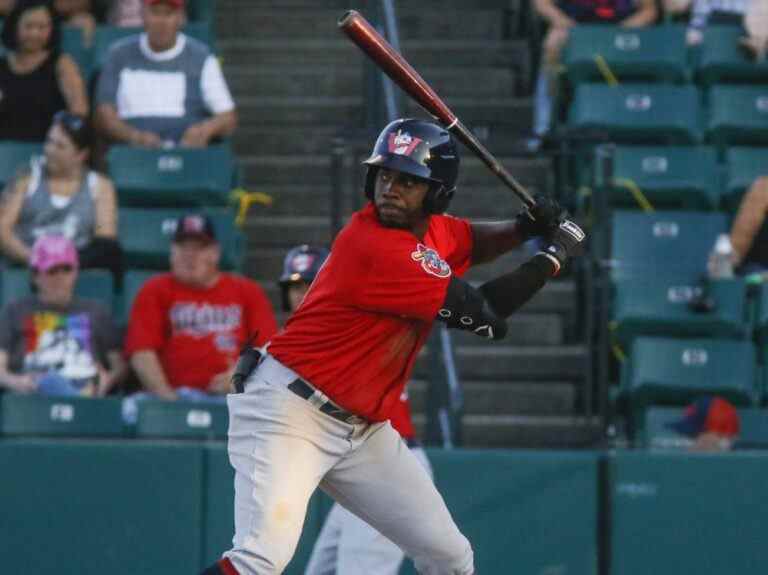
[
  {"xmin": 124, "ymin": 278, "xmax": 168, "ymax": 357},
  {"xmin": 241, "ymin": 279, "xmax": 279, "ymax": 346},
  {"xmin": 439, "ymin": 214, "xmax": 474, "ymax": 276},
  {"xmin": 339, "ymin": 229, "xmax": 454, "ymax": 322}
]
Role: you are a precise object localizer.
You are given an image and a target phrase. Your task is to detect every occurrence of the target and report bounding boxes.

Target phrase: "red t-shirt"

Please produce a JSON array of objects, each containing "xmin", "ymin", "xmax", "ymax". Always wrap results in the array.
[
  {"xmin": 269, "ymin": 204, "xmax": 473, "ymax": 422},
  {"xmin": 125, "ymin": 273, "xmax": 278, "ymax": 390}
]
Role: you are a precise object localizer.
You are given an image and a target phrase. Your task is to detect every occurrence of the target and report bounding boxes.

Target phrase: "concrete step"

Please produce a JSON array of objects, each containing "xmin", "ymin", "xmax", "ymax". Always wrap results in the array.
[
  {"xmin": 412, "ymin": 414, "xmax": 601, "ymax": 448},
  {"xmin": 218, "ymin": 8, "xmax": 510, "ymax": 41},
  {"xmin": 231, "ymin": 127, "xmax": 340, "ymax": 156},
  {"xmin": 407, "ymin": 379, "xmax": 576, "ymax": 416},
  {"xmin": 413, "ymin": 344, "xmax": 588, "ymax": 381},
  {"xmin": 404, "ymin": 97, "xmax": 532, "ymax": 133},
  {"xmin": 235, "ymin": 96, "xmax": 365, "ymax": 127},
  {"xmin": 240, "ymin": 155, "xmax": 331, "ymax": 186},
  {"xmin": 451, "ymin": 313, "xmax": 563, "ymax": 346},
  {"xmin": 220, "ymin": 39, "xmax": 529, "ymax": 68},
  {"xmin": 243, "ymin": 215, "xmax": 333, "ymax": 247}
]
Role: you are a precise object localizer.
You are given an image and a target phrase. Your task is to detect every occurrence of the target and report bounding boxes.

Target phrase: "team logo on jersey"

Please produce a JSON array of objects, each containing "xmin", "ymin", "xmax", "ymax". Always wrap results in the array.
[
  {"xmin": 411, "ymin": 244, "xmax": 451, "ymax": 278},
  {"xmin": 388, "ymin": 130, "xmax": 422, "ymax": 157}
]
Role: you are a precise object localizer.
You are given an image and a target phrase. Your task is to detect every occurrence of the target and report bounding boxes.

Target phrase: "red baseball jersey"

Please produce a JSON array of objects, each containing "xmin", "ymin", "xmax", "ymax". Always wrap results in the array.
[
  {"xmin": 125, "ymin": 273, "xmax": 278, "ymax": 390},
  {"xmin": 268, "ymin": 203, "xmax": 473, "ymax": 422}
]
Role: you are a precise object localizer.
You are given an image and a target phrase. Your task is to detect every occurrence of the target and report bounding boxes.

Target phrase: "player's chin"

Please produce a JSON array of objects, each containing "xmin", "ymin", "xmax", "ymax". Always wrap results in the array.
[{"xmin": 375, "ymin": 206, "xmax": 409, "ymax": 229}]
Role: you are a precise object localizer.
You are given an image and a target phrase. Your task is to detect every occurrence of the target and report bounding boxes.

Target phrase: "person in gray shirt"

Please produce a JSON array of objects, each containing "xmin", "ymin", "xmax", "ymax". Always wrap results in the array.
[
  {"xmin": 95, "ymin": 0, "xmax": 237, "ymax": 148},
  {"xmin": 0, "ymin": 235, "xmax": 126, "ymax": 396}
]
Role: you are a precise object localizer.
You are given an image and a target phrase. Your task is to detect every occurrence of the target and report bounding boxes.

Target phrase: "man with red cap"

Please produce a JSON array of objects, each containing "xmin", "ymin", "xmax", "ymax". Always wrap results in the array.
[
  {"xmin": 96, "ymin": 0, "xmax": 237, "ymax": 148},
  {"xmin": 667, "ymin": 396, "xmax": 741, "ymax": 451}
]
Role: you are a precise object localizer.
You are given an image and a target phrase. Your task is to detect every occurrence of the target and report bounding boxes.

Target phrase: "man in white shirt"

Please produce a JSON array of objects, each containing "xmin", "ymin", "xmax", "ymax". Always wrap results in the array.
[{"xmin": 95, "ymin": 0, "xmax": 237, "ymax": 148}]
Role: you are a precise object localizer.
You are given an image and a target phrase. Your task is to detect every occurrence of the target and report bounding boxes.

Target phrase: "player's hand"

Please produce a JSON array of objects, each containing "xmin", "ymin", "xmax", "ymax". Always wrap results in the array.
[
  {"xmin": 538, "ymin": 218, "xmax": 586, "ymax": 276},
  {"xmin": 515, "ymin": 193, "xmax": 564, "ymax": 240}
]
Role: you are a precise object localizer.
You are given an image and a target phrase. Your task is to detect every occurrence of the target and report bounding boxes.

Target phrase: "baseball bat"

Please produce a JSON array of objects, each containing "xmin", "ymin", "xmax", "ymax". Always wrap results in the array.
[{"xmin": 337, "ymin": 10, "xmax": 536, "ymax": 210}]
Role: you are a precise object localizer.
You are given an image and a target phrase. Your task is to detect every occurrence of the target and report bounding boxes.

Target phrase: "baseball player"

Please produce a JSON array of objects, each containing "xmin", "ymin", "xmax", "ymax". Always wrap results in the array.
[
  {"xmin": 279, "ymin": 244, "xmax": 434, "ymax": 575},
  {"xmin": 201, "ymin": 118, "xmax": 585, "ymax": 575}
]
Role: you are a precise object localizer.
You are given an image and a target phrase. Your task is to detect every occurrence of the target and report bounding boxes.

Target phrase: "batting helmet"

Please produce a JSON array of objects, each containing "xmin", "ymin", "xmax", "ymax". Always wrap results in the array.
[
  {"xmin": 278, "ymin": 244, "xmax": 329, "ymax": 311},
  {"xmin": 363, "ymin": 118, "xmax": 459, "ymax": 214}
]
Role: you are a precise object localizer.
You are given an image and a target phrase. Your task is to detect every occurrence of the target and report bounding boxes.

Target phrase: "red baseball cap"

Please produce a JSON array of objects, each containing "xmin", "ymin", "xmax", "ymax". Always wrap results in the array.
[
  {"xmin": 667, "ymin": 396, "xmax": 740, "ymax": 438},
  {"xmin": 144, "ymin": 0, "xmax": 185, "ymax": 8}
]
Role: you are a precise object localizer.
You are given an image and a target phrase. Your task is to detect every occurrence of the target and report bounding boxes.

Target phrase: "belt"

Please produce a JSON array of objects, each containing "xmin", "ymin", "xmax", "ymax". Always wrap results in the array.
[{"xmin": 287, "ymin": 378, "xmax": 367, "ymax": 425}]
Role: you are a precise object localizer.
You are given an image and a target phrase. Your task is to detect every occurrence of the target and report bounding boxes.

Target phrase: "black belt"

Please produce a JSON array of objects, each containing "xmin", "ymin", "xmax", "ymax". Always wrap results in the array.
[{"xmin": 287, "ymin": 379, "xmax": 367, "ymax": 425}]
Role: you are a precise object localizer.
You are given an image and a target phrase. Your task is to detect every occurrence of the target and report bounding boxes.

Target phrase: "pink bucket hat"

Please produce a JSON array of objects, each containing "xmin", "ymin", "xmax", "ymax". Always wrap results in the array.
[{"xmin": 30, "ymin": 235, "xmax": 79, "ymax": 272}]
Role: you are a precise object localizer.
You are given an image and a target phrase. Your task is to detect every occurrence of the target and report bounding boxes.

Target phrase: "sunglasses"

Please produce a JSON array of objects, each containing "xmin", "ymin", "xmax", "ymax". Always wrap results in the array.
[{"xmin": 53, "ymin": 111, "xmax": 89, "ymax": 148}]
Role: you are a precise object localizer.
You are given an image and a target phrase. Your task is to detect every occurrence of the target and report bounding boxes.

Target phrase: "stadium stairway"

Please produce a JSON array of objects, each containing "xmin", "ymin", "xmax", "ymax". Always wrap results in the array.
[{"xmin": 217, "ymin": 0, "xmax": 599, "ymax": 447}]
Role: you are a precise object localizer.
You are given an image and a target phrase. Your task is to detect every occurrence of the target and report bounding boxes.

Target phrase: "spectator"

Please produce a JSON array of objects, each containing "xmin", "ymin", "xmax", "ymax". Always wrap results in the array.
[
  {"xmin": 124, "ymin": 213, "xmax": 278, "ymax": 400},
  {"xmin": 685, "ymin": 0, "xmax": 749, "ymax": 46},
  {"xmin": 662, "ymin": 0, "xmax": 692, "ymax": 18},
  {"xmin": 95, "ymin": 0, "xmax": 237, "ymax": 148},
  {"xmin": 278, "ymin": 244, "xmax": 330, "ymax": 315},
  {"xmin": 741, "ymin": 0, "xmax": 768, "ymax": 61},
  {"xmin": 532, "ymin": 0, "xmax": 658, "ymax": 143},
  {"xmin": 666, "ymin": 396, "xmax": 740, "ymax": 451},
  {"xmin": 107, "ymin": 0, "xmax": 142, "ymax": 26},
  {"xmin": 725, "ymin": 176, "xmax": 768, "ymax": 275},
  {"xmin": 0, "ymin": 235, "xmax": 126, "ymax": 397},
  {"xmin": 0, "ymin": 111, "xmax": 123, "ymax": 283},
  {"xmin": 0, "ymin": 0, "xmax": 88, "ymax": 142},
  {"xmin": 0, "ymin": 0, "xmax": 16, "ymax": 17}
]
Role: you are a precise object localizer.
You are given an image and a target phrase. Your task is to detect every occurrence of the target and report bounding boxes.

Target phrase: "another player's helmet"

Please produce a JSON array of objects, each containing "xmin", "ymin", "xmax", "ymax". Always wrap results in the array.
[
  {"xmin": 278, "ymin": 244, "xmax": 329, "ymax": 311},
  {"xmin": 363, "ymin": 118, "xmax": 459, "ymax": 214}
]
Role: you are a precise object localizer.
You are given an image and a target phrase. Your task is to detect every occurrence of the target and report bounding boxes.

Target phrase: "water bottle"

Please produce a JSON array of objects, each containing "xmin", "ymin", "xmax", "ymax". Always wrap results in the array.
[{"xmin": 707, "ymin": 234, "xmax": 734, "ymax": 279}]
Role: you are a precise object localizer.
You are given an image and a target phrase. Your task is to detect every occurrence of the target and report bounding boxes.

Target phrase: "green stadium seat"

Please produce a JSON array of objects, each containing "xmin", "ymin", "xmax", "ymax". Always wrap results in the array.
[
  {"xmin": 107, "ymin": 145, "xmax": 235, "ymax": 207},
  {"xmin": 697, "ymin": 26, "xmax": 768, "ymax": 85},
  {"xmin": 706, "ymin": 85, "xmax": 768, "ymax": 147},
  {"xmin": 722, "ymin": 147, "xmax": 768, "ymax": 212},
  {"xmin": 568, "ymin": 84, "xmax": 701, "ymax": 144},
  {"xmin": 117, "ymin": 269, "xmax": 156, "ymax": 325},
  {"xmin": 564, "ymin": 25, "xmax": 688, "ymax": 84},
  {"xmin": 642, "ymin": 406, "xmax": 768, "ymax": 449},
  {"xmin": 609, "ymin": 146, "xmax": 721, "ymax": 210},
  {"xmin": 621, "ymin": 336, "xmax": 758, "ymax": 406},
  {"xmin": 610, "ymin": 211, "xmax": 728, "ymax": 280},
  {"xmin": 135, "ymin": 399, "xmax": 228, "ymax": 439},
  {"xmin": 61, "ymin": 25, "xmax": 91, "ymax": 78},
  {"xmin": 91, "ymin": 22, "xmax": 214, "ymax": 71},
  {"xmin": 0, "ymin": 395, "xmax": 124, "ymax": 437},
  {"xmin": 751, "ymin": 284, "xmax": 768, "ymax": 343},
  {"xmin": 0, "ymin": 142, "xmax": 42, "ymax": 189},
  {"xmin": 612, "ymin": 276, "xmax": 748, "ymax": 347},
  {"xmin": 118, "ymin": 208, "xmax": 243, "ymax": 271},
  {"xmin": 0, "ymin": 268, "xmax": 114, "ymax": 309}
]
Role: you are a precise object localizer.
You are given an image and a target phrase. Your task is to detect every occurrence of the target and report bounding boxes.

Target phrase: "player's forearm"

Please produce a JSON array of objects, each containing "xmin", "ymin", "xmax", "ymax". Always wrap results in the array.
[
  {"xmin": 470, "ymin": 221, "xmax": 526, "ymax": 265},
  {"xmin": 130, "ymin": 351, "xmax": 177, "ymax": 400},
  {"xmin": 479, "ymin": 255, "xmax": 555, "ymax": 318}
]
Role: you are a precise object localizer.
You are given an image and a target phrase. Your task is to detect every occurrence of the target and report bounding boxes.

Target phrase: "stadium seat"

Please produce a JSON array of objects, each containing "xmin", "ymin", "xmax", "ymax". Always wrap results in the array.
[
  {"xmin": 0, "ymin": 268, "xmax": 114, "ymax": 309},
  {"xmin": 0, "ymin": 395, "xmax": 124, "ymax": 437},
  {"xmin": 752, "ymin": 283, "xmax": 768, "ymax": 343},
  {"xmin": 107, "ymin": 145, "xmax": 235, "ymax": 207},
  {"xmin": 706, "ymin": 85, "xmax": 768, "ymax": 147},
  {"xmin": 118, "ymin": 208, "xmax": 243, "ymax": 271},
  {"xmin": 621, "ymin": 336, "xmax": 758, "ymax": 406},
  {"xmin": 61, "ymin": 25, "xmax": 91, "ymax": 78},
  {"xmin": 135, "ymin": 399, "xmax": 228, "ymax": 440},
  {"xmin": 612, "ymin": 276, "xmax": 748, "ymax": 346},
  {"xmin": 564, "ymin": 25, "xmax": 688, "ymax": 84},
  {"xmin": 0, "ymin": 142, "xmax": 42, "ymax": 189},
  {"xmin": 697, "ymin": 26, "xmax": 768, "ymax": 85},
  {"xmin": 117, "ymin": 269, "xmax": 157, "ymax": 325},
  {"xmin": 609, "ymin": 146, "xmax": 721, "ymax": 210},
  {"xmin": 609, "ymin": 210, "xmax": 728, "ymax": 280},
  {"xmin": 722, "ymin": 147, "xmax": 768, "ymax": 212},
  {"xmin": 641, "ymin": 406, "xmax": 768, "ymax": 449},
  {"xmin": 91, "ymin": 22, "xmax": 214, "ymax": 71}
]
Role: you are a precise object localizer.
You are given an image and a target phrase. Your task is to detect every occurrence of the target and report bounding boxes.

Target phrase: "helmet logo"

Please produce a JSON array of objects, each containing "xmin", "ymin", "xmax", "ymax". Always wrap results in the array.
[
  {"xmin": 291, "ymin": 254, "xmax": 314, "ymax": 273},
  {"xmin": 411, "ymin": 244, "xmax": 452, "ymax": 278},
  {"xmin": 388, "ymin": 130, "xmax": 422, "ymax": 157}
]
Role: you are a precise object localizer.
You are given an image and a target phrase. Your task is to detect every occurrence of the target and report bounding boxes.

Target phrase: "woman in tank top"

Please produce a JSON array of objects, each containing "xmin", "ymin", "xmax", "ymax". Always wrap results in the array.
[
  {"xmin": 0, "ymin": 111, "xmax": 123, "ymax": 283},
  {"xmin": 0, "ymin": 0, "xmax": 88, "ymax": 142}
]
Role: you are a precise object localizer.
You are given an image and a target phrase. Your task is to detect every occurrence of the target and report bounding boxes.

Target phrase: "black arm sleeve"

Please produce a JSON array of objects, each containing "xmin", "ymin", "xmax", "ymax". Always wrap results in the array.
[
  {"xmin": 478, "ymin": 254, "xmax": 555, "ymax": 318},
  {"xmin": 437, "ymin": 277, "xmax": 508, "ymax": 340}
]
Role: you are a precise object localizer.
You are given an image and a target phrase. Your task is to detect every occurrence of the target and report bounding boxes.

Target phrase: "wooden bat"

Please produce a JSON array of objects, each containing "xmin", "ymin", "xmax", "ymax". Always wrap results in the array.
[{"xmin": 338, "ymin": 9, "xmax": 536, "ymax": 210}]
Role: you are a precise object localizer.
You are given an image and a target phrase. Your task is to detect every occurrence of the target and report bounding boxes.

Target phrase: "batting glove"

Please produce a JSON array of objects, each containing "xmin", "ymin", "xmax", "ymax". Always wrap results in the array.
[
  {"xmin": 515, "ymin": 193, "xmax": 565, "ymax": 240},
  {"xmin": 538, "ymin": 218, "xmax": 586, "ymax": 276}
]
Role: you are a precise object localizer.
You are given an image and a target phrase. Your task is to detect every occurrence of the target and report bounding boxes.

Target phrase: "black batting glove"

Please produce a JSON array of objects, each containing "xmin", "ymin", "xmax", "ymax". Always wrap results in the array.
[
  {"xmin": 537, "ymin": 218, "xmax": 586, "ymax": 276},
  {"xmin": 514, "ymin": 193, "xmax": 565, "ymax": 240}
]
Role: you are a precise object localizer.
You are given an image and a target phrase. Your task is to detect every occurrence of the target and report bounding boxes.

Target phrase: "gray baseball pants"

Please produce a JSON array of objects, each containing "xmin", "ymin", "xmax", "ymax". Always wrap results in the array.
[{"xmin": 222, "ymin": 355, "xmax": 474, "ymax": 575}]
